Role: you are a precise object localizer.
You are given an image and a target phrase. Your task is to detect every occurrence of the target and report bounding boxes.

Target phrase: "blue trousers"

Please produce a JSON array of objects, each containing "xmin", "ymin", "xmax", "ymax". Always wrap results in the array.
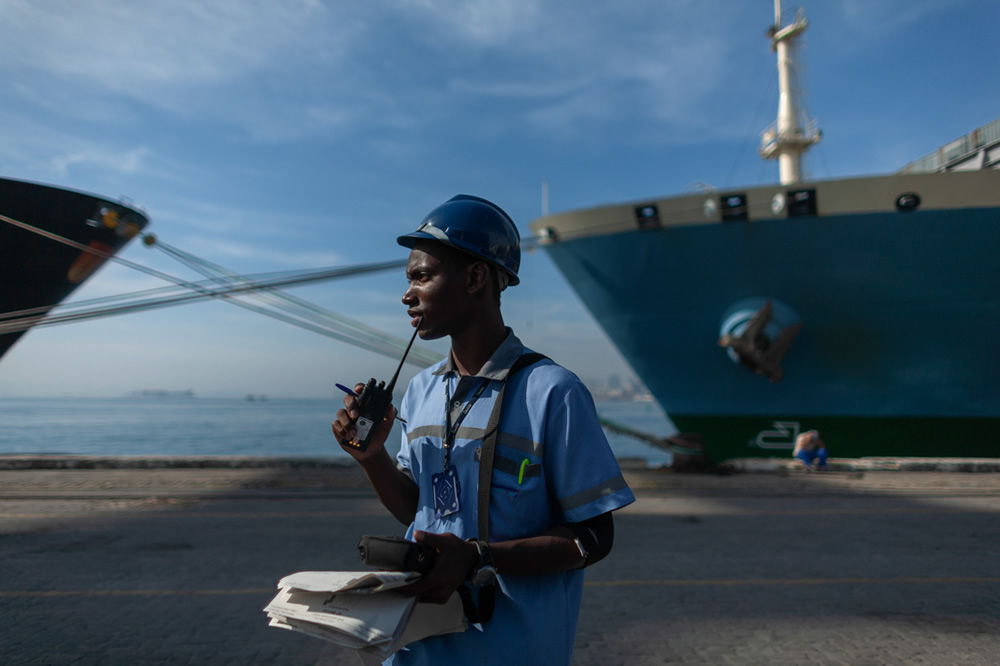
[{"xmin": 796, "ymin": 448, "xmax": 828, "ymax": 468}]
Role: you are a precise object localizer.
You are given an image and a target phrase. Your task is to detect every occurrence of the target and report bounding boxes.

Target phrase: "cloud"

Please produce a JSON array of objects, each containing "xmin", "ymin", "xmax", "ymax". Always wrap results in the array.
[
  {"xmin": 51, "ymin": 146, "xmax": 150, "ymax": 177},
  {"xmin": 1, "ymin": 0, "xmax": 757, "ymax": 151},
  {"xmin": 143, "ymin": 196, "xmax": 348, "ymax": 270},
  {"xmin": 178, "ymin": 238, "xmax": 344, "ymax": 269},
  {"xmin": 0, "ymin": 0, "xmax": 335, "ymax": 89},
  {"xmin": 0, "ymin": 109, "xmax": 152, "ymax": 182},
  {"xmin": 397, "ymin": 0, "xmax": 542, "ymax": 45},
  {"xmin": 0, "ymin": 0, "xmax": 360, "ymax": 141},
  {"xmin": 397, "ymin": 1, "xmax": 739, "ymax": 143},
  {"xmin": 449, "ymin": 77, "xmax": 585, "ymax": 101}
]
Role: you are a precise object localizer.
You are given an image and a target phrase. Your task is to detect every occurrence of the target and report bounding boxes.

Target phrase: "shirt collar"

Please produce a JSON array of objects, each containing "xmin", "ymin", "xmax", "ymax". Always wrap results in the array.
[{"xmin": 432, "ymin": 328, "xmax": 524, "ymax": 381}]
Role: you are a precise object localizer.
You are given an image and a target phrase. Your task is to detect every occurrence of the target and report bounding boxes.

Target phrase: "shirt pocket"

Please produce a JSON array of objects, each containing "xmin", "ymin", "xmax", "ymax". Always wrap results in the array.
[
  {"xmin": 488, "ymin": 460, "xmax": 547, "ymax": 538},
  {"xmin": 491, "ymin": 457, "xmax": 541, "ymax": 493}
]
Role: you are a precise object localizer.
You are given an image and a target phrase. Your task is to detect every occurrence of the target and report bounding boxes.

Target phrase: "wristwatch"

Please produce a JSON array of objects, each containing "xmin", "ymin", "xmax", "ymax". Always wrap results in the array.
[{"xmin": 467, "ymin": 538, "xmax": 497, "ymax": 587}]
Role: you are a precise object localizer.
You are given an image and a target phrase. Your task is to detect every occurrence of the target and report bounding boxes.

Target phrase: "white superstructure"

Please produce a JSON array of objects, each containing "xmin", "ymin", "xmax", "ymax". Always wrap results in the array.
[{"xmin": 759, "ymin": 0, "xmax": 821, "ymax": 185}]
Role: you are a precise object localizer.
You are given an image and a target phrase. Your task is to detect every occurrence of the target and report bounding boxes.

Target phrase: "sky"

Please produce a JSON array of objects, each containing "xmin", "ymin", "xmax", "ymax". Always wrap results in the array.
[{"xmin": 0, "ymin": 0, "xmax": 998, "ymax": 399}]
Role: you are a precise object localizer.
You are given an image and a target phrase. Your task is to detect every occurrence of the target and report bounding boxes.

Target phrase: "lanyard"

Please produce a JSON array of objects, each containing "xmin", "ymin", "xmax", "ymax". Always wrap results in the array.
[{"xmin": 443, "ymin": 375, "xmax": 491, "ymax": 471}]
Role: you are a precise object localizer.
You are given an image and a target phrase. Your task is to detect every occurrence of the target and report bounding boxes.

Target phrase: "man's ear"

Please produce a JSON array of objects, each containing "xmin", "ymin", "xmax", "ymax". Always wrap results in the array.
[{"xmin": 466, "ymin": 260, "xmax": 491, "ymax": 295}]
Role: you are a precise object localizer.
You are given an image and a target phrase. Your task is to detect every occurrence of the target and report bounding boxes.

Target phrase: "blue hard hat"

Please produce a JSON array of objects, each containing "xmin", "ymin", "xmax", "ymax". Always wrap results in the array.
[{"xmin": 397, "ymin": 194, "xmax": 520, "ymax": 286}]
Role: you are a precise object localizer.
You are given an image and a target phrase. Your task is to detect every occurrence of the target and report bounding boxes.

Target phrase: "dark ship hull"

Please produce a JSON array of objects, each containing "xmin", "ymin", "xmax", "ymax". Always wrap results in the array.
[{"xmin": 0, "ymin": 178, "xmax": 150, "ymax": 359}]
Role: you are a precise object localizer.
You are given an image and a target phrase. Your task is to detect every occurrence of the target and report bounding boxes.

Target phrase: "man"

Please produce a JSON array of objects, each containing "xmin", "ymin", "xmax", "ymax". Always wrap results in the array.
[
  {"xmin": 793, "ymin": 429, "xmax": 828, "ymax": 470},
  {"xmin": 332, "ymin": 194, "xmax": 635, "ymax": 665}
]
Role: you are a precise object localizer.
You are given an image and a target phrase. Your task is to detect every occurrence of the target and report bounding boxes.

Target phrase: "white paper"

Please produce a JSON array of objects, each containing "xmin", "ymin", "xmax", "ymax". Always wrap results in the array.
[
  {"xmin": 264, "ymin": 586, "xmax": 414, "ymax": 644},
  {"xmin": 277, "ymin": 570, "xmax": 421, "ymax": 595},
  {"xmin": 269, "ymin": 616, "xmax": 370, "ymax": 650},
  {"xmin": 264, "ymin": 570, "xmax": 467, "ymax": 661}
]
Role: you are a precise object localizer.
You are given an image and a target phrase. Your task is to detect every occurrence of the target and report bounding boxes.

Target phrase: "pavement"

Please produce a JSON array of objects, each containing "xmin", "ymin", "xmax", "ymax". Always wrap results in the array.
[{"xmin": 2, "ymin": 456, "xmax": 999, "ymax": 665}]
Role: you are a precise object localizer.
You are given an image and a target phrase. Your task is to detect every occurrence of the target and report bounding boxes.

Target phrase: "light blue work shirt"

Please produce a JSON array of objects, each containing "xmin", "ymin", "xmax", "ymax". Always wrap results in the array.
[{"xmin": 387, "ymin": 330, "xmax": 635, "ymax": 666}]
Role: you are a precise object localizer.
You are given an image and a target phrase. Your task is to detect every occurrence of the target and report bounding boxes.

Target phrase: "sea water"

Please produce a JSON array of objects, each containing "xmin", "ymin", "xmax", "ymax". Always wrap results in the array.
[{"xmin": 0, "ymin": 397, "xmax": 675, "ymax": 466}]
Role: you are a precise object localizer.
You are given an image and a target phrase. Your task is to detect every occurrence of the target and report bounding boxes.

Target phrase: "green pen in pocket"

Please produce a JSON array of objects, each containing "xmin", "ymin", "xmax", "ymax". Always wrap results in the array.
[{"xmin": 518, "ymin": 458, "xmax": 529, "ymax": 485}]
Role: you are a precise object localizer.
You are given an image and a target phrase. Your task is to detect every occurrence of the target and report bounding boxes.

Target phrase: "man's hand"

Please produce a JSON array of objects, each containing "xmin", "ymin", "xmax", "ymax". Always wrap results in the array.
[
  {"xmin": 330, "ymin": 383, "xmax": 418, "ymax": 526},
  {"xmin": 331, "ymin": 382, "xmax": 396, "ymax": 464},
  {"xmin": 394, "ymin": 531, "xmax": 479, "ymax": 605}
]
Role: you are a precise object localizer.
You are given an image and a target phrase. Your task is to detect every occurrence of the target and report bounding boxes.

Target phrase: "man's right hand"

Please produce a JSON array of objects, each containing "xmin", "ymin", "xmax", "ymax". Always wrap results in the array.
[
  {"xmin": 331, "ymin": 382, "xmax": 396, "ymax": 464},
  {"xmin": 332, "ymin": 383, "xmax": 418, "ymax": 525}
]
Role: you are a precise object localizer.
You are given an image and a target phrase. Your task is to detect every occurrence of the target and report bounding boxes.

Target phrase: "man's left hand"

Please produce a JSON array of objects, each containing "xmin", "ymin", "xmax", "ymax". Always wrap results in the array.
[{"xmin": 395, "ymin": 531, "xmax": 478, "ymax": 604}]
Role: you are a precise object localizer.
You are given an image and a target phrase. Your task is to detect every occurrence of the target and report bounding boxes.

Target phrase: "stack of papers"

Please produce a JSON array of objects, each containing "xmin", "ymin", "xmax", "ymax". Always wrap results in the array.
[{"xmin": 264, "ymin": 571, "xmax": 466, "ymax": 664}]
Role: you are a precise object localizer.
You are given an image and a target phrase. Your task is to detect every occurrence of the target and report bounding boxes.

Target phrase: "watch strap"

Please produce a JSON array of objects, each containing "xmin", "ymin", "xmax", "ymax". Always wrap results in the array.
[{"xmin": 467, "ymin": 538, "xmax": 495, "ymax": 582}]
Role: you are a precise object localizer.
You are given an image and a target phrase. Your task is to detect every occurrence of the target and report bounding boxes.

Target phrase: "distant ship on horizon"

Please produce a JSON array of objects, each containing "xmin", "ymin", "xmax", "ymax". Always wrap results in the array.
[{"xmin": 129, "ymin": 389, "xmax": 196, "ymax": 399}]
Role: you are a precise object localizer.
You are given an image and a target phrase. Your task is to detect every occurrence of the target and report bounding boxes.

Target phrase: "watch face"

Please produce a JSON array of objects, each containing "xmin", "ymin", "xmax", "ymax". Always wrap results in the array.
[{"xmin": 471, "ymin": 565, "xmax": 497, "ymax": 587}]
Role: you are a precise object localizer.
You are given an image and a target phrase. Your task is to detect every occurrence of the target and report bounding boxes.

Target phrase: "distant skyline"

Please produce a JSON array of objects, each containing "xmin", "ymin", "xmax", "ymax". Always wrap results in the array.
[{"xmin": 1, "ymin": 0, "xmax": 998, "ymax": 400}]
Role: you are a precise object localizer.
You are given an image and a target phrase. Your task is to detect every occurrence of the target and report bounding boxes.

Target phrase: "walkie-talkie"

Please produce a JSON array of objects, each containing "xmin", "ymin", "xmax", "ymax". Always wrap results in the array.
[{"xmin": 348, "ymin": 317, "xmax": 423, "ymax": 451}]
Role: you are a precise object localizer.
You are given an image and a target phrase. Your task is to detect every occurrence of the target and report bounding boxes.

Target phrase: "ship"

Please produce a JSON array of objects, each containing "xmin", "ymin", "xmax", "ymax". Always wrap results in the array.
[
  {"xmin": 0, "ymin": 177, "xmax": 150, "ymax": 360},
  {"xmin": 530, "ymin": 2, "xmax": 1000, "ymax": 463}
]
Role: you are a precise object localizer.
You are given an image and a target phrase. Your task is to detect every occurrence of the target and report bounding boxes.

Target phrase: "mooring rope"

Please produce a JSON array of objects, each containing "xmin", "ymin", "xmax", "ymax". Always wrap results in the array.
[
  {"xmin": 0, "ymin": 204, "xmax": 583, "ymax": 368},
  {"xmin": 0, "ymin": 212, "xmax": 436, "ymax": 366},
  {"xmin": 149, "ymin": 239, "xmax": 442, "ymax": 365}
]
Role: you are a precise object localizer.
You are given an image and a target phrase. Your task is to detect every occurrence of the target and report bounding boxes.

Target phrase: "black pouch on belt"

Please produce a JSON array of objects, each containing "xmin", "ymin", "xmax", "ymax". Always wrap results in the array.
[{"xmin": 357, "ymin": 535, "xmax": 436, "ymax": 573}]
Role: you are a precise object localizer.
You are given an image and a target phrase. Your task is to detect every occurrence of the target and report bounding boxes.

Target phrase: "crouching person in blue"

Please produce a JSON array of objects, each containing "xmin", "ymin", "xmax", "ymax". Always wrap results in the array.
[
  {"xmin": 332, "ymin": 195, "xmax": 636, "ymax": 665},
  {"xmin": 793, "ymin": 429, "xmax": 827, "ymax": 471}
]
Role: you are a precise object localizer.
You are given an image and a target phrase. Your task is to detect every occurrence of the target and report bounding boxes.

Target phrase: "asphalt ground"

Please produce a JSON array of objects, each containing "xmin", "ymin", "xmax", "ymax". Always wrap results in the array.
[{"xmin": 2, "ymin": 460, "xmax": 999, "ymax": 665}]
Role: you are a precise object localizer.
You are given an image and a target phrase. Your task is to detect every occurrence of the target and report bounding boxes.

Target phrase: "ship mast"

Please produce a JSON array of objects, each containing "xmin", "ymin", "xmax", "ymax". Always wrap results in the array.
[{"xmin": 760, "ymin": 0, "xmax": 820, "ymax": 185}]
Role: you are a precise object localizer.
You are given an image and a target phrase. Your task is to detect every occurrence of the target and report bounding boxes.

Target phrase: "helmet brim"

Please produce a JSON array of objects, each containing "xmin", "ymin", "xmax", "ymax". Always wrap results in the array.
[
  {"xmin": 396, "ymin": 231, "xmax": 520, "ymax": 286},
  {"xmin": 396, "ymin": 230, "xmax": 436, "ymax": 249}
]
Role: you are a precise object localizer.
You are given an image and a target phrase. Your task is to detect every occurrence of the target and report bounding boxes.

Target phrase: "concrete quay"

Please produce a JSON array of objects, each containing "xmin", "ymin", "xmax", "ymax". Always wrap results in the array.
[{"xmin": 2, "ymin": 457, "xmax": 999, "ymax": 665}]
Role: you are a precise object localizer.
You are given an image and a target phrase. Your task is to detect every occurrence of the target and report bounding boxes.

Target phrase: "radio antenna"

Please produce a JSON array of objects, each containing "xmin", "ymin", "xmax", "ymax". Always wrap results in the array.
[{"xmin": 386, "ymin": 316, "xmax": 423, "ymax": 394}]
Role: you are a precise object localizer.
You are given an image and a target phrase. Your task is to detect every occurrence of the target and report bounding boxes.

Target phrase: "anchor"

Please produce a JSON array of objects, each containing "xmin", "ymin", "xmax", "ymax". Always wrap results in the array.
[{"xmin": 718, "ymin": 299, "xmax": 801, "ymax": 382}]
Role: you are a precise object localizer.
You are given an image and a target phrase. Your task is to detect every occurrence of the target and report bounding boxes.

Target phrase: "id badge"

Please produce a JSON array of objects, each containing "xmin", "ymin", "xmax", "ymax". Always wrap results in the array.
[{"xmin": 431, "ymin": 465, "xmax": 461, "ymax": 519}]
